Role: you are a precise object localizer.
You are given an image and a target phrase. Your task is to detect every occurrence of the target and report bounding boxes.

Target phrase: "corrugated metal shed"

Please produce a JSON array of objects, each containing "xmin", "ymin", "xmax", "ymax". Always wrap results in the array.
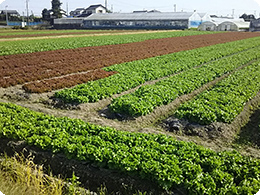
[{"xmin": 84, "ymin": 12, "xmax": 195, "ymax": 21}]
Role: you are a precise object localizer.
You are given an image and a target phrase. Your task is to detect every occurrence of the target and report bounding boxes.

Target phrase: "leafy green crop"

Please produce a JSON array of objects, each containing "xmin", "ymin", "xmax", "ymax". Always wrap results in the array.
[
  {"xmin": 0, "ymin": 29, "xmax": 101, "ymax": 37},
  {"xmin": 0, "ymin": 31, "xmax": 213, "ymax": 56},
  {"xmin": 0, "ymin": 102, "xmax": 260, "ymax": 194},
  {"xmin": 175, "ymin": 60, "xmax": 260, "ymax": 125},
  {"xmin": 55, "ymin": 36, "xmax": 260, "ymax": 104},
  {"xmin": 110, "ymin": 46, "xmax": 260, "ymax": 116}
]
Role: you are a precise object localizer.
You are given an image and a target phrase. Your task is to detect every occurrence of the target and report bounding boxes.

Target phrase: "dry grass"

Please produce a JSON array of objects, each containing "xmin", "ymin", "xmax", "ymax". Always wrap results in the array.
[
  {"xmin": 0, "ymin": 153, "xmax": 150, "ymax": 195},
  {"xmin": 0, "ymin": 153, "xmax": 64, "ymax": 195},
  {"xmin": 0, "ymin": 153, "xmax": 94, "ymax": 195}
]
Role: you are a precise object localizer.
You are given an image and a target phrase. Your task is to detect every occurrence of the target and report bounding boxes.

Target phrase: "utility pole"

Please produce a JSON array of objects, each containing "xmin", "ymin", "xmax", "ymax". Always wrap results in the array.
[
  {"xmin": 232, "ymin": 9, "xmax": 234, "ymax": 18},
  {"xmin": 22, "ymin": 11, "xmax": 25, "ymax": 27},
  {"xmin": 5, "ymin": 5, "xmax": 8, "ymax": 26},
  {"xmin": 174, "ymin": 4, "xmax": 176, "ymax": 12},
  {"xmin": 66, "ymin": 2, "xmax": 69, "ymax": 16},
  {"xmin": 105, "ymin": 0, "xmax": 108, "ymax": 10},
  {"xmin": 26, "ymin": 0, "xmax": 29, "ymax": 26}
]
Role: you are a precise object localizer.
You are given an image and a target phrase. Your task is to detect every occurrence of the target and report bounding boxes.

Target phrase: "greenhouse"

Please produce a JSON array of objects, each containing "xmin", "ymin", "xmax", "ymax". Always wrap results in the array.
[
  {"xmin": 82, "ymin": 12, "xmax": 202, "ymax": 29},
  {"xmin": 217, "ymin": 21, "xmax": 250, "ymax": 31},
  {"xmin": 198, "ymin": 21, "xmax": 219, "ymax": 31}
]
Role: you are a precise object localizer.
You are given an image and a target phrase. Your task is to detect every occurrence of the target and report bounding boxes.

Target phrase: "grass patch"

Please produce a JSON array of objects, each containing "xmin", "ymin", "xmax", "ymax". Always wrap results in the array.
[{"xmin": 0, "ymin": 153, "xmax": 93, "ymax": 195}]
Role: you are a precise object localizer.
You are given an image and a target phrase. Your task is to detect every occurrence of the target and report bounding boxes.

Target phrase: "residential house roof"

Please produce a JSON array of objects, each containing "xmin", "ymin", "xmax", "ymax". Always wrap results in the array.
[
  {"xmin": 85, "ymin": 4, "xmax": 107, "ymax": 11},
  {"xmin": 1, "ymin": 10, "xmax": 20, "ymax": 15}
]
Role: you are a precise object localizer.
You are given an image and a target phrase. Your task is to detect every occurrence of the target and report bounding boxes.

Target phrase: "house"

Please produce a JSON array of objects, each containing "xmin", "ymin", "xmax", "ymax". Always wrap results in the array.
[
  {"xmin": 70, "ymin": 8, "xmax": 85, "ymax": 17},
  {"xmin": 78, "ymin": 4, "xmax": 107, "ymax": 17},
  {"xmin": 82, "ymin": 11, "xmax": 202, "ymax": 29},
  {"xmin": 0, "ymin": 10, "xmax": 20, "ymax": 16}
]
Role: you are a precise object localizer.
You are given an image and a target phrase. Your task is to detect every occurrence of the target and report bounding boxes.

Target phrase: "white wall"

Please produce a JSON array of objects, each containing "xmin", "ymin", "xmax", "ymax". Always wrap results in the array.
[
  {"xmin": 189, "ymin": 12, "xmax": 203, "ymax": 28},
  {"xmin": 95, "ymin": 6, "xmax": 107, "ymax": 14}
]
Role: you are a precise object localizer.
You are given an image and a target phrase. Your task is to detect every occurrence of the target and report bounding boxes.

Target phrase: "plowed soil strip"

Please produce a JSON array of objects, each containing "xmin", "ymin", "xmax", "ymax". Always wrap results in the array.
[
  {"xmin": 22, "ymin": 69, "xmax": 116, "ymax": 93},
  {"xmin": 1, "ymin": 32, "xmax": 260, "ymax": 91}
]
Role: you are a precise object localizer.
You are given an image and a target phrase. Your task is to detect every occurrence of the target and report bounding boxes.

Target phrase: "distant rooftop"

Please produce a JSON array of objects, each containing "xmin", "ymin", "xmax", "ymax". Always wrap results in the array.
[{"xmin": 84, "ymin": 12, "xmax": 196, "ymax": 21}]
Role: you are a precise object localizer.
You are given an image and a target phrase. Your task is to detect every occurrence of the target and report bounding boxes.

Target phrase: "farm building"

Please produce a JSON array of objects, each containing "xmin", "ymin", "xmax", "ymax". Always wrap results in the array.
[
  {"xmin": 82, "ymin": 12, "xmax": 202, "ymax": 29},
  {"xmin": 217, "ymin": 21, "xmax": 250, "ymax": 31},
  {"xmin": 198, "ymin": 21, "xmax": 219, "ymax": 31},
  {"xmin": 250, "ymin": 18, "xmax": 260, "ymax": 31},
  {"xmin": 198, "ymin": 13, "xmax": 211, "ymax": 22},
  {"xmin": 54, "ymin": 18, "xmax": 84, "ymax": 29}
]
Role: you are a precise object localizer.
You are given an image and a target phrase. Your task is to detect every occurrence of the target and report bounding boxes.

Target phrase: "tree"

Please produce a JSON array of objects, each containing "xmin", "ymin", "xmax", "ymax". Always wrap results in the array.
[
  {"xmin": 239, "ymin": 13, "xmax": 256, "ymax": 22},
  {"xmin": 51, "ymin": 0, "xmax": 63, "ymax": 18},
  {"xmin": 42, "ymin": 8, "xmax": 50, "ymax": 20}
]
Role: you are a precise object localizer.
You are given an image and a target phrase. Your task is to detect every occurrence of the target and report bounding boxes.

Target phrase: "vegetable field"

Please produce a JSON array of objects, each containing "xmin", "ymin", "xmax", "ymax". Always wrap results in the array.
[{"xmin": 1, "ymin": 29, "xmax": 260, "ymax": 194}]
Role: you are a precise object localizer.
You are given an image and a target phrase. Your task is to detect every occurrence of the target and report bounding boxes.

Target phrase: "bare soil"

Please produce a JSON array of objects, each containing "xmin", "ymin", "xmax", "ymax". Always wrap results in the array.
[{"xmin": 1, "ymin": 32, "xmax": 260, "ymax": 92}]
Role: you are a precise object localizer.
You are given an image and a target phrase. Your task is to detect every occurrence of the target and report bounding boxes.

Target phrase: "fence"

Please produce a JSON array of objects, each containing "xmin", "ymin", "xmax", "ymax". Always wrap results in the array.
[{"xmin": 7, "ymin": 22, "xmax": 44, "ymax": 26}]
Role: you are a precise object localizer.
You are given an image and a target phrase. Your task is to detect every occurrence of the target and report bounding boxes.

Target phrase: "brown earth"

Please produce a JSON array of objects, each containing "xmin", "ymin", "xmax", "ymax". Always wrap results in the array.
[{"xmin": 1, "ymin": 32, "xmax": 260, "ymax": 93}]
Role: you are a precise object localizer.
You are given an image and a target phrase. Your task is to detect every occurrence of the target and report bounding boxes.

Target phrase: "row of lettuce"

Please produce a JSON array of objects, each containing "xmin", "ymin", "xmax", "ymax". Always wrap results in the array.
[
  {"xmin": 174, "ymin": 60, "xmax": 260, "ymax": 124},
  {"xmin": 55, "ymin": 36, "xmax": 260, "ymax": 103},
  {"xmin": 110, "ymin": 47, "xmax": 260, "ymax": 118},
  {"xmin": 0, "ymin": 31, "xmax": 213, "ymax": 56},
  {"xmin": 54, "ymin": 38, "xmax": 260, "ymax": 123},
  {"xmin": 0, "ymin": 29, "xmax": 100, "ymax": 36},
  {"xmin": 0, "ymin": 102, "xmax": 260, "ymax": 194}
]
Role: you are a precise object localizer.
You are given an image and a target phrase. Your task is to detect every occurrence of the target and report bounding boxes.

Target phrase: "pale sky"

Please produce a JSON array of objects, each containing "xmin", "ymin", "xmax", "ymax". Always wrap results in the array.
[{"xmin": 0, "ymin": 0, "xmax": 260, "ymax": 18}]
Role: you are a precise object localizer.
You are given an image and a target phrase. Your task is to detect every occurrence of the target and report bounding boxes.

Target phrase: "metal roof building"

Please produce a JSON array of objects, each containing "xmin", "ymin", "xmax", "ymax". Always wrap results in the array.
[
  {"xmin": 82, "ymin": 12, "xmax": 202, "ymax": 29},
  {"xmin": 54, "ymin": 18, "xmax": 84, "ymax": 29}
]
